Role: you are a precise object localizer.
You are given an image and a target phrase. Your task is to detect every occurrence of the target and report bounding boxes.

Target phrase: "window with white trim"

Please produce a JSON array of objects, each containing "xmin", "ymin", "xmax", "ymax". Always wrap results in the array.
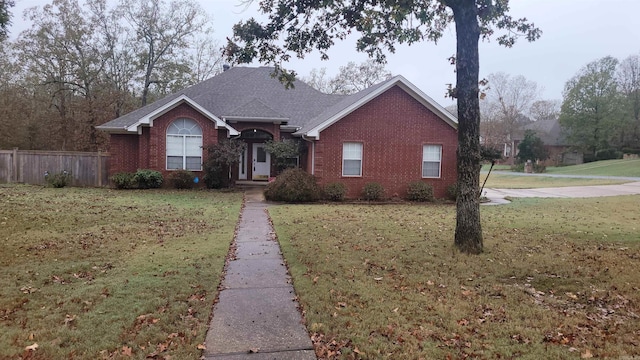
[
  {"xmin": 422, "ymin": 144, "xmax": 442, "ymax": 178},
  {"xmin": 342, "ymin": 142, "xmax": 362, "ymax": 176},
  {"xmin": 166, "ymin": 118, "xmax": 203, "ymax": 171}
]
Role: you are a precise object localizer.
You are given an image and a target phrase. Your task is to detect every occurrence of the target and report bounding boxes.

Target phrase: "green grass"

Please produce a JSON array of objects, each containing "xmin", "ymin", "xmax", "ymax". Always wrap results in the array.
[
  {"xmin": 481, "ymin": 164, "xmax": 512, "ymax": 171},
  {"xmin": 546, "ymin": 159, "xmax": 640, "ymax": 177},
  {"xmin": 481, "ymin": 173, "xmax": 630, "ymax": 189},
  {"xmin": 0, "ymin": 185, "xmax": 243, "ymax": 359},
  {"xmin": 270, "ymin": 197, "xmax": 640, "ymax": 359}
]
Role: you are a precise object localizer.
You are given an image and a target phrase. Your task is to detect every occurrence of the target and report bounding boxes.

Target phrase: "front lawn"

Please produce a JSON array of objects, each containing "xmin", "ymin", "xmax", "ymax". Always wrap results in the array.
[
  {"xmin": 547, "ymin": 159, "xmax": 640, "ymax": 177},
  {"xmin": 0, "ymin": 185, "xmax": 242, "ymax": 359},
  {"xmin": 481, "ymin": 173, "xmax": 630, "ymax": 189},
  {"xmin": 270, "ymin": 197, "xmax": 640, "ymax": 359}
]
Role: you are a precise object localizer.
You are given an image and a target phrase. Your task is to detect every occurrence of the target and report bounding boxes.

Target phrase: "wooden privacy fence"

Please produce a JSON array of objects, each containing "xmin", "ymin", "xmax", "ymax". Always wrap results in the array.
[{"xmin": 0, "ymin": 149, "xmax": 109, "ymax": 187}]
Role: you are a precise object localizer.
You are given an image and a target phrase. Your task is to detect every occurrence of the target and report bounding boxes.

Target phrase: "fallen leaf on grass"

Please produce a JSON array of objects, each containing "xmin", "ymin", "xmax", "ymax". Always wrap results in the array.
[
  {"xmin": 24, "ymin": 343, "xmax": 38, "ymax": 351},
  {"xmin": 196, "ymin": 344, "xmax": 206, "ymax": 350},
  {"xmin": 581, "ymin": 349, "xmax": 593, "ymax": 358},
  {"xmin": 20, "ymin": 286, "xmax": 37, "ymax": 294},
  {"xmin": 64, "ymin": 314, "xmax": 76, "ymax": 326},
  {"xmin": 122, "ymin": 345, "xmax": 132, "ymax": 356},
  {"xmin": 374, "ymin": 277, "xmax": 383, "ymax": 281}
]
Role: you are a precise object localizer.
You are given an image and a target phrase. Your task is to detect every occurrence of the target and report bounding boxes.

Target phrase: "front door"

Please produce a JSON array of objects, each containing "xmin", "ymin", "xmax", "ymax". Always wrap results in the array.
[{"xmin": 252, "ymin": 143, "xmax": 270, "ymax": 180}]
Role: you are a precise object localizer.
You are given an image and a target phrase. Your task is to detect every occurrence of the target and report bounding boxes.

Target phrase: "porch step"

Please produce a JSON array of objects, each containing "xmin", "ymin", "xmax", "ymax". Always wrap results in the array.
[{"xmin": 235, "ymin": 180, "xmax": 269, "ymax": 187}]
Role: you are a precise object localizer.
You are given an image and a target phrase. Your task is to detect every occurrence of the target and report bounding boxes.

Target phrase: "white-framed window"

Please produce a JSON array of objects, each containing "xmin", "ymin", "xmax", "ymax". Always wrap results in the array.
[
  {"xmin": 342, "ymin": 142, "xmax": 363, "ymax": 176},
  {"xmin": 166, "ymin": 118, "xmax": 203, "ymax": 171},
  {"xmin": 422, "ymin": 144, "xmax": 442, "ymax": 178}
]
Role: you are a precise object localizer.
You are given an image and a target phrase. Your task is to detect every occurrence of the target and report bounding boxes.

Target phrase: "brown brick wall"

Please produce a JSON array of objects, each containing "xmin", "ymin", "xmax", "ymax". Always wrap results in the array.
[
  {"xmin": 108, "ymin": 134, "xmax": 139, "ymax": 174},
  {"xmin": 314, "ymin": 85, "xmax": 458, "ymax": 199},
  {"xmin": 107, "ymin": 103, "xmax": 222, "ymax": 180}
]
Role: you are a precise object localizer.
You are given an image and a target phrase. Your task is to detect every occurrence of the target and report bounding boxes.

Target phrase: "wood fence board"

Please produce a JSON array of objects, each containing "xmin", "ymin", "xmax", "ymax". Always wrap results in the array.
[{"xmin": 0, "ymin": 150, "xmax": 110, "ymax": 187}]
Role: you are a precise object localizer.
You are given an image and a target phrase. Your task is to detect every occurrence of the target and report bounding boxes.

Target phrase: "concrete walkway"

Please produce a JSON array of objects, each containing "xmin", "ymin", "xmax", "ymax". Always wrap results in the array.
[
  {"xmin": 483, "ymin": 181, "xmax": 640, "ymax": 205},
  {"xmin": 204, "ymin": 188, "xmax": 315, "ymax": 359}
]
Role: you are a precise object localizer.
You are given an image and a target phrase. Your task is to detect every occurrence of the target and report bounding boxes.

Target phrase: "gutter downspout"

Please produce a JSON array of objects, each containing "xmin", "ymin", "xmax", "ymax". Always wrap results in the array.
[{"xmin": 301, "ymin": 134, "xmax": 315, "ymax": 175}]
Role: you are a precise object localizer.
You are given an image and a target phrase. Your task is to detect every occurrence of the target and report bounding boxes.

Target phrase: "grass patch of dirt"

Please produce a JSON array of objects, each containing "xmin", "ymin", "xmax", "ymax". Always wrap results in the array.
[
  {"xmin": 0, "ymin": 185, "xmax": 242, "ymax": 359},
  {"xmin": 270, "ymin": 196, "xmax": 640, "ymax": 359}
]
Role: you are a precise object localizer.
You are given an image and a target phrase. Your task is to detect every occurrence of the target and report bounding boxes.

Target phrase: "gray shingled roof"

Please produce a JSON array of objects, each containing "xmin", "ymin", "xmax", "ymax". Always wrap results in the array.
[
  {"xmin": 522, "ymin": 118, "xmax": 567, "ymax": 146},
  {"xmin": 97, "ymin": 66, "xmax": 456, "ymax": 137},
  {"xmin": 97, "ymin": 66, "xmax": 345, "ymax": 131}
]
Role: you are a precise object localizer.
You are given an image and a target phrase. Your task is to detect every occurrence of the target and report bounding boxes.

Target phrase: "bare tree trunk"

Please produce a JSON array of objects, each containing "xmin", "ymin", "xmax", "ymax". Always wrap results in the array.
[{"xmin": 450, "ymin": 0, "xmax": 483, "ymax": 254}]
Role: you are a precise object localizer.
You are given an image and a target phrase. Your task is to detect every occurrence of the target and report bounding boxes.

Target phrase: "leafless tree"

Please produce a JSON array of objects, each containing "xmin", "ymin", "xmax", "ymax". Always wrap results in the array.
[
  {"xmin": 483, "ymin": 72, "xmax": 540, "ymax": 142},
  {"xmin": 304, "ymin": 59, "xmax": 392, "ymax": 95},
  {"xmin": 529, "ymin": 99, "xmax": 560, "ymax": 121},
  {"xmin": 119, "ymin": 0, "xmax": 209, "ymax": 105}
]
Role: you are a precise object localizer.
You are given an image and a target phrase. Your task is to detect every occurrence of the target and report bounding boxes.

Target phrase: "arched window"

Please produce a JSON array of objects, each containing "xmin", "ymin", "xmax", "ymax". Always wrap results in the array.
[{"xmin": 166, "ymin": 118, "xmax": 203, "ymax": 170}]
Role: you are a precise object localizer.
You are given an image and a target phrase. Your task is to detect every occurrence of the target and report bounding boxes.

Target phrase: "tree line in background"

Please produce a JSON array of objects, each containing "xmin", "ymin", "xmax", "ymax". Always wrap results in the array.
[
  {"xmin": 2, "ymin": 0, "xmax": 638, "ymax": 162},
  {"xmin": 560, "ymin": 55, "xmax": 640, "ymax": 159},
  {"xmin": 473, "ymin": 53, "xmax": 640, "ymax": 163},
  {"xmin": 0, "ymin": 0, "xmax": 222, "ymax": 151}
]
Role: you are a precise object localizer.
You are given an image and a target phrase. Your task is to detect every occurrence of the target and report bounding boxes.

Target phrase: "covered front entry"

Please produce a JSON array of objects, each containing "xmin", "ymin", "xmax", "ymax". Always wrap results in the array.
[{"xmin": 237, "ymin": 129, "xmax": 273, "ymax": 181}]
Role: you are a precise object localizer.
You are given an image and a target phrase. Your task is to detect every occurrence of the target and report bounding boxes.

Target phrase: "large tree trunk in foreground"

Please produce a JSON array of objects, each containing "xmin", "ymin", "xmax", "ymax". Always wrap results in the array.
[{"xmin": 450, "ymin": 0, "xmax": 483, "ymax": 254}]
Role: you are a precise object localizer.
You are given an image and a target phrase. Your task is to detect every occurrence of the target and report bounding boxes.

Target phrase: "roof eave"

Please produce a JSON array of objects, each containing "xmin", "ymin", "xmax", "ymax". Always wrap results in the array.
[
  {"xmin": 95, "ymin": 125, "xmax": 138, "ymax": 134},
  {"xmin": 224, "ymin": 116, "xmax": 290, "ymax": 124},
  {"xmin": 111, "ymin": 94, "xmax": 240, "ymax": 136}
]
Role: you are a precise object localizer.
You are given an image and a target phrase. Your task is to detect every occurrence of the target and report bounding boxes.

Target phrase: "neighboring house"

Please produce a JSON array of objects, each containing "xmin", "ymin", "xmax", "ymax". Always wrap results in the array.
[
  {"xmin": 97, "ymin": 66, "xmax": 458, "ymax": 198},
  {"xmin": 503, "ymin": 118, "xmax": 582, "ymax": 166}
]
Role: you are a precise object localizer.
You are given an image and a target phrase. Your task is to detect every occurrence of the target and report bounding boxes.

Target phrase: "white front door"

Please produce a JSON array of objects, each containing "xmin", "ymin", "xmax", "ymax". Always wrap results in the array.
[{"xmin": 252, "ymin": 143, "xmax": 270, "ymax": 180}]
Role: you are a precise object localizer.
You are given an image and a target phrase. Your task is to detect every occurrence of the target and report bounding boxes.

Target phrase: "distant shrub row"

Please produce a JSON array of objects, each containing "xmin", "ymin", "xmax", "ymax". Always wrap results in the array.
[{"xmin": 263, "ymin": 168, "xmax": 455, "ymax": 203}]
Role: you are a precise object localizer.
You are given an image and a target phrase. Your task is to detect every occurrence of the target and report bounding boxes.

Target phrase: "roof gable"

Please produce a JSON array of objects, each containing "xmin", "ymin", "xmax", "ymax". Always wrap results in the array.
[
  {"xmin": 295, "ymin": 75, "xmax": 458, "ymax": 139},
  {"xmin": 97, "ymin": 94, "xmax": 239, "ymax": 136}
]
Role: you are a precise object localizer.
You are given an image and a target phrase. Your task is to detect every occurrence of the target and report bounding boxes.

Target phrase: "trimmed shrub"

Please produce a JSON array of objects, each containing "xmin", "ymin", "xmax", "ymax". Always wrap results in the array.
[
  {"xmin": 362, "ymin": 182, "xmax": 384, "ymax": 201},
  {"xmin": 110, "ymin": 172, "xmax": 136, "ymax": 189},
  {"xmin": 264, "ymin": 168, "xmax": 321, "ymax": 202},
  {"xmin": 203, "ymin": 162, "xmax": 227, "ymax": 189},
  {"xmin": 533, "ymin": 163, "xmax": 546, "ymax": 173},
  {"xmin": 134, "ymin": 169, "xmax": 163, "ymax": 189},
  {"xmin": 595, "ymin": 148, "xmax": 622, "ymax": 161},
  {"xmin": 45, "ymin": 170, "xmax": 72, "ymax": 188},
  {"xmin": 168, "ymin": 170, "xmax": 196, "ymax": 189},
  {"xmin": 324, "ymin": 182, "xmax": 347, "ymax": 201},
  {"xmin": 622, "ymin": 147, "xmax": 640, "ymax": 155},
  {"xmin": 406, "ymin": 181, "xmax": 434, "ymax": 202},
  {"xmin": 446, "ymin": 183, "xmax": 458, "ymax": 201}
]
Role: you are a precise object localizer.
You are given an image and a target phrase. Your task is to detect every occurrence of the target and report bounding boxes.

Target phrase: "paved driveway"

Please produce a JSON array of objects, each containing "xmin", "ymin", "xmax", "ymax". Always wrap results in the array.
[{"xmin": 483, "ymin": 181, "xmax": 640, "ymax": 205}]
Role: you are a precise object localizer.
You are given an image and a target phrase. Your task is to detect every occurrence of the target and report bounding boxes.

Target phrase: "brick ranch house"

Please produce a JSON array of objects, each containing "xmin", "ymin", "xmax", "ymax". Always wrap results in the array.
[{"xmin": 97, "ymin": 66, "xmax": 458, "ymax": 199}]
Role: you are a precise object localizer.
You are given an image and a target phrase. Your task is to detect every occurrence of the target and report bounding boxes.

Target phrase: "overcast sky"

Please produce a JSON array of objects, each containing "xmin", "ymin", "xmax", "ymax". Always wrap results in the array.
[{"xmin": 9, "ymin": 0, "xmax": 640, "ymax": 107}]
